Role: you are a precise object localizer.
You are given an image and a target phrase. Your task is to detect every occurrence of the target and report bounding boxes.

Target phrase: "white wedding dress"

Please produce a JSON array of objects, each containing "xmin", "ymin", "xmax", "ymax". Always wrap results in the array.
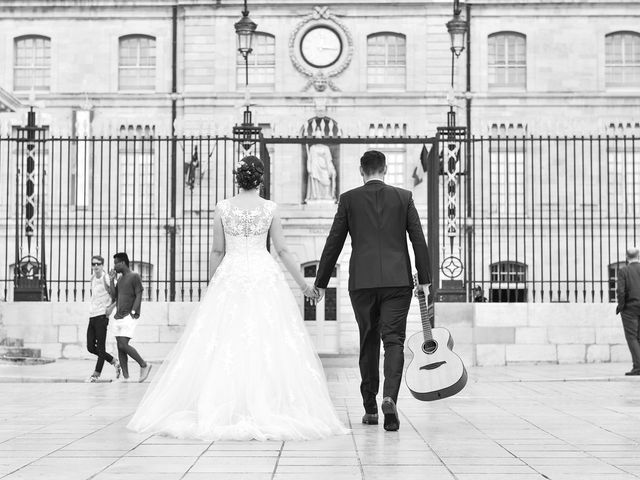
[{"xmin": 127, "ymin": 199, "xmax": 349, "ymax": 441}]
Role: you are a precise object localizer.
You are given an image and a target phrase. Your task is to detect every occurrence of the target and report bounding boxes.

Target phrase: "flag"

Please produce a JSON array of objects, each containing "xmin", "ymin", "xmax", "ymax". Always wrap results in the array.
[
  {"xmin": 412, "ymin": 145, "xmax": 431, "ymax": 187},
  {"xmin": 185, "ymin": 146, "xmax": 199, "ymax": 190}
]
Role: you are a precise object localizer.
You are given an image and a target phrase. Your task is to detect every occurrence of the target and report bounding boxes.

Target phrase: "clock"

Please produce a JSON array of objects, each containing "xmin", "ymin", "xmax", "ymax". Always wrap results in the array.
[
  {"xmin": 300, "ymin": 26, "xmax": 343, "ymax": 69},
  {"xmin": 289, "ymin": 8, "xmax": 354, "ymax": 91}
]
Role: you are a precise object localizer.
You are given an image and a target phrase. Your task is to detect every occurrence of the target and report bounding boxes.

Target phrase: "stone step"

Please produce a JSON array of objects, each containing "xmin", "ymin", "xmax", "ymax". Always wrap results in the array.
[
  {"xmin": 0, "ymin": 347, "xmax": 42, "ymax": 358},
  {"xmin": 0, "ymin": 356, "xmax": 56, "ymax": 365}
]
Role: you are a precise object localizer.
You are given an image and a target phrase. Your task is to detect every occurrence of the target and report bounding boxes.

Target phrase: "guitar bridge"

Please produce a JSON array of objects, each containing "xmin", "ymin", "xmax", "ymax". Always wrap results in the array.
[{"xmin": 419, "ymin": 361, "xmax": 447, "ymax": 371}]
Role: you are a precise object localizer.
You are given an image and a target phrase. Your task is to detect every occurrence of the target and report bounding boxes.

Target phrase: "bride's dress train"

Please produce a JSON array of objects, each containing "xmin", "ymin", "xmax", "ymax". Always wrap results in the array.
[{"xmin": 127, "ymin": 199, "xmax": 349, "ymax": 441}]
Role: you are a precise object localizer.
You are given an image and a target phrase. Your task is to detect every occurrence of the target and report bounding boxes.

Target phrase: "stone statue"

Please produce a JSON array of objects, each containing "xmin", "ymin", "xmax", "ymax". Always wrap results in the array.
[{"xmin": 305, "ymin": 130, "xmax": 336, "ymax": 202}]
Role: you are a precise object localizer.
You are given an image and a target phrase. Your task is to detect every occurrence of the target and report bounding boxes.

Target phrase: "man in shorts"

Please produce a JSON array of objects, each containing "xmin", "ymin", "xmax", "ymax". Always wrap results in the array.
[{"xmin": 109, "ymin": 252, "xmax": 152, "ymax": 382}]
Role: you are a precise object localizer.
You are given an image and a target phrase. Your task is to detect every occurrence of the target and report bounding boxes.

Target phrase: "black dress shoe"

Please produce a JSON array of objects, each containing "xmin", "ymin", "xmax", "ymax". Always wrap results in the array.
[
  {"xmin": 381, "ymin": 397, "xmax": 399, "ymax": 431},
  {"xmin": 362, "ymin": 413, "xmax": 378, "ymax": 425},
  {"xmin": 625, "ymin": 369, "xmax": 640, "ymax": 376}
]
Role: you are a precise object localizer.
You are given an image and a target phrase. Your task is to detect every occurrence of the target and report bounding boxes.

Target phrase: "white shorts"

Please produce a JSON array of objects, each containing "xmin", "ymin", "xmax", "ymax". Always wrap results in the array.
[{"xmin": 112, "ymin": 315, "xmax": 137, "ymax": 339}]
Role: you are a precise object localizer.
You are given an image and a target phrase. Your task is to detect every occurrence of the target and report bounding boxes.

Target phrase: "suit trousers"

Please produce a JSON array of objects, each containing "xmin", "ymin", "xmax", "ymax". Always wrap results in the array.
[
  {"xmin": 621, "ymin": 310, "xmax": 640, "ymax": 370},
  {"xmin": 349, "ymin": 286, "xmax": 413, "ymax": 413}
]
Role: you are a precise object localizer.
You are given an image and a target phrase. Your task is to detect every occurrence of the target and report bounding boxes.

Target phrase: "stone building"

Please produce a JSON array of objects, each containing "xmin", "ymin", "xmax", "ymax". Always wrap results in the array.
[{"xmin": 0, "ymin": 0, "xmax": 639, "ymax": 364}]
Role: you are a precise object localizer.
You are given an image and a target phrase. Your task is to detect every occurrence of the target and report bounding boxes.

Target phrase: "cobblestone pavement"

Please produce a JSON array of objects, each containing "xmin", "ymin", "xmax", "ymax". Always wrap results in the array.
[{"xmin": 1, "ymin": 359, "xmax": 640, "ymax": 480}]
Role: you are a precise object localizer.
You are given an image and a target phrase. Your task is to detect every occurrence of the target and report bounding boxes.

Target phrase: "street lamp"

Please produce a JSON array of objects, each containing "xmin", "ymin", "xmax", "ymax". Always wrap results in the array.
[
  {"xmin": 446, "ymin": 13, "xmax": 467, "ymax": 57},
  {"xmin": 234, "ymin": 0, "xmax": 257, "ymax": 85},
  {"xmin": 233, "ymin": 0, "xmax": 260, "ymax": 151},
  {"xmin": 445, "ymin": 0, "xmax": 468, "ymax": 130}
]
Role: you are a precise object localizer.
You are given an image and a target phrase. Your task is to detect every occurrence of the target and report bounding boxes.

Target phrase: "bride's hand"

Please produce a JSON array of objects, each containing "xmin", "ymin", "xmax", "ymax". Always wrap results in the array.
[{"xmin": 302, "ymin": 283, "xmax": 318, "ymax": 305}]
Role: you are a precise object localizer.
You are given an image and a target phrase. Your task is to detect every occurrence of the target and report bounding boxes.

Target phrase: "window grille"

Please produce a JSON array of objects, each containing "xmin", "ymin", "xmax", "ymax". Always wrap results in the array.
[
  {"xmin": 367, "ymin": 33, "xmax": 406, "ymax": 90},
  {"xmin": 117, "ymin": 125, "xmax": 155, "ymax": 216},
  {"xmin": 605, "ymin": 32, "xmax": 640, "ymax": 88},
  {"xmin": 237, "ymin": 33, "xmax": 275, "ymax": 89},
  {"xmin": 131, "ymin": 260, "xmax": 154, "ymax": 301},
  {"xmin": 488, "ymin": 124, "xmax": 527, "ymax": 216},
  {"xmin": 368, "ymin": 123, "xmax": 407, "ymax": 188},
  {"xmin": 302, "ymin": 262, "xmax": 337, "ymax": 322},
  {"xmin": 489, "ymin": 261, "xmax": 527, "ymax": 302},
  {"xmin": 119, "ymin": 35, "xmax": 156, "ymax": 91},
  {"xmin": 14, "ymin": 35, "xmax": 51, "ymax": 91},
  {"xmin": 488, "ymin": 32, "xmax": 526, "ymax": 89}
]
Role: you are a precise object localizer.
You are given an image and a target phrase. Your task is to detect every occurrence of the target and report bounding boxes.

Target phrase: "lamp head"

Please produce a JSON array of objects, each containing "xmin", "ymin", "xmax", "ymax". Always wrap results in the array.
[
  {"xmin": 446, "ymin": 14, "xmax": 467, "ymax": 57},
  {"xmin": 235, "ymin": 12, "xmax": 257, "ymax": 58}
]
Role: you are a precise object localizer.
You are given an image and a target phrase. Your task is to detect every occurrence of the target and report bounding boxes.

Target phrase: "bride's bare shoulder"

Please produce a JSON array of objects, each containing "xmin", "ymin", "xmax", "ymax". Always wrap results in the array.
[{"xmin": 225, "ymin": 195, "xmax": 273, "ymax": 211}]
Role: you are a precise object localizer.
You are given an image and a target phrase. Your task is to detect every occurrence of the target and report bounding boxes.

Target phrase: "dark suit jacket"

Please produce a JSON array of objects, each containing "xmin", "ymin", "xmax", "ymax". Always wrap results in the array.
[
  {"xmin": 617, "ymin": 262, "xmax": 640, "ymax": 314},
  {"xmin": 315, "ymin": 180, "xmax": 431, "ymax": 291}
]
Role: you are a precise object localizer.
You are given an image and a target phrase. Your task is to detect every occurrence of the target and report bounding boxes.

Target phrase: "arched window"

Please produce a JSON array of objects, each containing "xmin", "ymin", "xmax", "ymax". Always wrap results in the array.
[
  {"xmin": 119, "ymin": 35, "xmax": 156, "ymax": 91},
  {"xmin": 367, "ymin": 33, "xmax": 406, "ymax": 90},
  {"xmin": 605, "ymin": 32, "xmax": 640, "ymax": 87},
  {"xmin": 14, "ymin": 35, "xmax": 51, "ymax": 91},
  {"xmin": 488, "ymin": 32, "xmax": 526, "ymax": 89},
  {"xmin": 489, "ymin": 261, "xmax": 527, "ymax": 302},
  {"xmin": 237, "ymin": 32, "xmax": 275, "ymax": 89}
]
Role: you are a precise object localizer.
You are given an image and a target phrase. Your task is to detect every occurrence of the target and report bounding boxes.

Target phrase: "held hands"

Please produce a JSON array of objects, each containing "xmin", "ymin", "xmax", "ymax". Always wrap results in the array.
[
  {"xmin": 302, "ymin": 283, "xmax": 319, "ymax": 305},
  {"xmin": 314, "ymin": 286, "xmax": 326, "ymax": 302},
  {"xmin": 302, "ymin": 283, "xmax": 326, "ymax": 305}
]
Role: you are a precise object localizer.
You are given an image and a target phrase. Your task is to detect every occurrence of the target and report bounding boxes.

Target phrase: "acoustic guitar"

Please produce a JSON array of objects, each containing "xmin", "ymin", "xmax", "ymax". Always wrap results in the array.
[{"xmin": 405, "ymin": 275, "xmax": 468, "ymax": 401}]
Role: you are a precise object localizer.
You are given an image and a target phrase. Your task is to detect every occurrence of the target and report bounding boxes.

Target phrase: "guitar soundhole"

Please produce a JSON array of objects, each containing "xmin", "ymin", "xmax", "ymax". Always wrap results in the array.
[{"xmin": 422, "ymin": 339, "xmax": 438, "ymax": 354}]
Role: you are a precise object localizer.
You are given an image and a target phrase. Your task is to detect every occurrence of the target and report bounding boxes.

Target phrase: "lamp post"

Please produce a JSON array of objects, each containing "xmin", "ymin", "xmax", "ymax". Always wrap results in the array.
[
  {"xmin": 233, "ymin": 0, "xmax": 260, "ymax": 152},
  {"xmin": 445, "ymin": 0, "xmax": 468, "ymax": 131},
  {"xmin": 432, "ymin": 0, "xmax": 469, "ymax": 303}
]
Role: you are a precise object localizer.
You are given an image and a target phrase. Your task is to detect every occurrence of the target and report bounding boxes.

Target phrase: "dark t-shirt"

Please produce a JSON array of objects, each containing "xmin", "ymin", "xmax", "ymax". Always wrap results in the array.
[{"xmin": 114, "ymin": 272, "xmax": 143, "ymax": 319}]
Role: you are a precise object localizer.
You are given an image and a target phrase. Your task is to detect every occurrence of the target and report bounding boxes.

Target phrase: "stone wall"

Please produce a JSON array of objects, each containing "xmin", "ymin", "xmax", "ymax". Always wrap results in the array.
[
  {"xmin": 434, "ymin": 303, "xmax": 626, "ymax": 366},
  {"xmin": 0, "ymin": 301, "xmax": 627, "ymax": 367}
]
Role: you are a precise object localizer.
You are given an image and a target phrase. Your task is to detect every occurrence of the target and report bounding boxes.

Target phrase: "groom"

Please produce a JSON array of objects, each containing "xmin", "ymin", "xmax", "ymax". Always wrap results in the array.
[{"xmin": 314, "ymin": 150, "xmax": 431, "ymax": 431}]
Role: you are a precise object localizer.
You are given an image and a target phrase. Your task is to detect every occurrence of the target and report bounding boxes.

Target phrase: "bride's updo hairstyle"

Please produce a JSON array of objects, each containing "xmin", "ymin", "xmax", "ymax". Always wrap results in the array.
[{"xmin": 234, "ymin": 155, "xmax": 264, "ymax": 190}]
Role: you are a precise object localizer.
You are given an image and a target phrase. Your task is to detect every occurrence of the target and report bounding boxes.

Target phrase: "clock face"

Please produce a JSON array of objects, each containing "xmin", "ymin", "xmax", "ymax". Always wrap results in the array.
[{"xmin": 300, "ymin": 26, "xmax": 343, "ymax": 69}]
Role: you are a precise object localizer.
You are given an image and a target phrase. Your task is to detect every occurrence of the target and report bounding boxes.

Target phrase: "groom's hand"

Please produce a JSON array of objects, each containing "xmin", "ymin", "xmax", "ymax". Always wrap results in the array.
[
  {"xmin": 314, "ymin": 286, "xmax": 326, "ymax": 302},
  {"xmin": 415, "ymin": 283, "xmax": 431, "ymax": 297}
]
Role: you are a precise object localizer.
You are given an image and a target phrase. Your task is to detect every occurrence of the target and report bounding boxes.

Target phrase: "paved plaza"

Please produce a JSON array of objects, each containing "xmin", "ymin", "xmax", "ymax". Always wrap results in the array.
[{"xmin": 1, "ymin": 358, "xmax": 640, "ymax": 480}]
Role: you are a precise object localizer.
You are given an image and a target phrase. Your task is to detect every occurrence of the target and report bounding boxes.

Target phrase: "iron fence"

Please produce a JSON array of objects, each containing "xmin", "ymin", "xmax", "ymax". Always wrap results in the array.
[
  {"xmin": 0, "ymin": 134, "xmax": 250, "ymax": 302},
  {"xmin": 466, "ymin": 135, "xmax": 639, "ymax": 303},
  {"xmin": 0, "ymin": 132, "xmax": 638, "ymax": 303}
]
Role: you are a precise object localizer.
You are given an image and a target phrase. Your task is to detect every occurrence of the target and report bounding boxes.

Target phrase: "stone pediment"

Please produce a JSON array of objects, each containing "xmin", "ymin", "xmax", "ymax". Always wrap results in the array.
[{"xmin": 0, "ymin": 87, "xmax": 23, "ymax": 113}]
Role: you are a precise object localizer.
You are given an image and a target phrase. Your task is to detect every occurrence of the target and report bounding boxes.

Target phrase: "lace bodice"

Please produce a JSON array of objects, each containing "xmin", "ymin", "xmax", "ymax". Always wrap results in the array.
[{"xmin": 217, "ymin": 199, "xmax": 276, "ymax": 254}]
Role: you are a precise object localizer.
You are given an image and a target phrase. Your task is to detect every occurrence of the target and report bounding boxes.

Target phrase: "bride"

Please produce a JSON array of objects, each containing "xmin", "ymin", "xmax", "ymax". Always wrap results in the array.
[{"xmin": 127, "ymin": 155, "xmax": 349, "ymax": 441}]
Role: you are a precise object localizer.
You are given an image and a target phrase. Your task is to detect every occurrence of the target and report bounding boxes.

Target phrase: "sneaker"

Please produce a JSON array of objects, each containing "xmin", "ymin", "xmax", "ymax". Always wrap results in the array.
[
  {"xmin": 139, "ymin": 364, "xmax": 153, "ymax": 383},
  {"xmin": 113, "ymin": 359, "xmax": 121, "ymax": 379},
  {"xmin": 114, "ymin": 376, "xmax": 130, "ymax": 383},
  {"xmin": 84, "ymin": 374, "xmax": 100, "ymax": 383}
]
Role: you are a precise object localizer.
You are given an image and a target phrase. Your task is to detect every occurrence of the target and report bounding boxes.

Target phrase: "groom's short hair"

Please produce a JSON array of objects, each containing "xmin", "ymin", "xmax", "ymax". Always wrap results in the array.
[{"xmin": 360, "ymin": 150, "xmax": 386, "ymax": 175}]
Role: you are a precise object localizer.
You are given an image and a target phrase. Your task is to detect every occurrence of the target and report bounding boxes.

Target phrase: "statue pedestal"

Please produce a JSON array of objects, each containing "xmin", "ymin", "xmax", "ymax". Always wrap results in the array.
[{"xmin": 304, "ymin": 199, "xmax": 337, "ymax": 209}]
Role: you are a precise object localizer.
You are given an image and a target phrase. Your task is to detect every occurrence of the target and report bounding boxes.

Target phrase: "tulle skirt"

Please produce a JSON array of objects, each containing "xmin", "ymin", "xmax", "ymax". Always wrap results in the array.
[{"xmin": 127, "ymin": 250, "xmax": 350, "ymax": 441}]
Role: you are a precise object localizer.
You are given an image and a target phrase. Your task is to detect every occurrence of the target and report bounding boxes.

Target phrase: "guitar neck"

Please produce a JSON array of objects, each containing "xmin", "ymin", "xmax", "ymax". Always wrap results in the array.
[{"xmin": 418, "ymin": 290, "xmax": 434, "ymax": 342}]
